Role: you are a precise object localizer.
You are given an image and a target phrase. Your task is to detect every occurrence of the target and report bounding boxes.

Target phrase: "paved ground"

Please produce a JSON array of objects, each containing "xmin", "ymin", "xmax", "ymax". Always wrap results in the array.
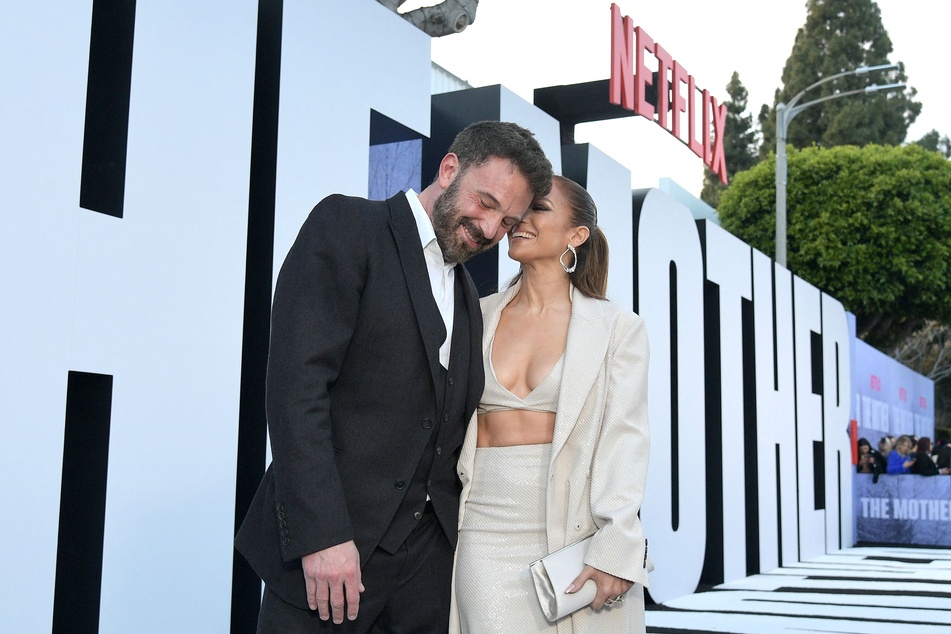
[{"xmin": 645, "ymin": 546, "xmax": 951, "ymax": 633}]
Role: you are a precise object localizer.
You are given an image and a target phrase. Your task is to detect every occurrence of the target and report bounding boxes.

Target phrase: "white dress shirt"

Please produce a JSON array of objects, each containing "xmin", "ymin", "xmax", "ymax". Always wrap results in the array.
[{"xmin": 406, "ymin": 190, "xmax": 455, "ymax": 369}]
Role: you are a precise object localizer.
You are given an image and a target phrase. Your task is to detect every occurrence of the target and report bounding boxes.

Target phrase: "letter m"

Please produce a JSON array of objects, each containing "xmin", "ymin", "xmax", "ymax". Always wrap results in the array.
[{"xmin": 892, "ymin": 498, "xmax": 908, "ymax": 520}]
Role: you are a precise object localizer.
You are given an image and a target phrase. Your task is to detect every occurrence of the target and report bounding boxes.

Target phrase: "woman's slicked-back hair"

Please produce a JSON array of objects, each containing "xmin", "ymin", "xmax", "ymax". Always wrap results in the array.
[{"xmin": 553, "ymin": 175, "xmax": 609, "ymax": 300}]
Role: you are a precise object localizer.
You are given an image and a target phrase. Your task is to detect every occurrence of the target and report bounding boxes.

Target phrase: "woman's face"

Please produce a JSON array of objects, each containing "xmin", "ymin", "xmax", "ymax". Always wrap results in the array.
[
  {"xmin": 859, "ymin": 444, "xmax": 870, "ymax": 456},
  {"xmin": 506, "ymin": 180, "xmax": 582, "ymax": 266}
]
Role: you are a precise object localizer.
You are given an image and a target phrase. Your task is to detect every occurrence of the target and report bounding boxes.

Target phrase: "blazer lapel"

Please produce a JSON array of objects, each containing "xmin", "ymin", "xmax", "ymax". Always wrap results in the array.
[
  {"xmin": 388, "ymin": 193, "xmax": 446, "ymax": 410},
  {"xmin": 457, "ymin": 265, "xmax": 486, "ymax": 418},
  {"xmin": 550, "ymin": 289, "xmax": 612, "ymax": 462},
  {"xmin": 480, "ymin": 282, "xmax": 521, "ymax": 354}
]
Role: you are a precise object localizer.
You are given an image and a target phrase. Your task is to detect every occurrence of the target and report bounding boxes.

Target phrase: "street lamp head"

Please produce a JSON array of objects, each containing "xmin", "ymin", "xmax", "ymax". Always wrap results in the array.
[
  {"xmin": 864, "ymin": 82, "xmax": 906, "ymax": 94},
  {"xmin": 855, "ymin": 63, "xmax": 900, "ymax": 75}
]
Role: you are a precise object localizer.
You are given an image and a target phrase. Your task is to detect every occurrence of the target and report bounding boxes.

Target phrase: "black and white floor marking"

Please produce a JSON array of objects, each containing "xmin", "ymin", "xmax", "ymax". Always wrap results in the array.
[{"xmin": 646, "ymin": 546, "xmax": 951, "ymax": 633}]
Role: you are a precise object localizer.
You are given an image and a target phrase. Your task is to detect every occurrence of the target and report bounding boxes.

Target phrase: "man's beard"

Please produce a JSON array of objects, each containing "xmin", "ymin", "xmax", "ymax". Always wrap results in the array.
[{"xmin": 430, "ymin": 175, "xmax": 492, "ymax": 264}]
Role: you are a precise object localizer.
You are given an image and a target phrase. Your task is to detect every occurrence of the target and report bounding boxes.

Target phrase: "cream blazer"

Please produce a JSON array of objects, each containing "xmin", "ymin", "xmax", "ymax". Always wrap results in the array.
[{"xmin": 450, "ymin": 281, "xmax": 652, "ymax": 633}]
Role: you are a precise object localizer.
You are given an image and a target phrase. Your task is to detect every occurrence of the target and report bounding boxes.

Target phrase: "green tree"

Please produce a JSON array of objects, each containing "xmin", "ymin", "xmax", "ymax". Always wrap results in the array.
[
  {"xmin": 718, "ymin": 144, "xmax": 951, "ymax": 350},
  {"xmin": 701, "ymin": 72, "xmax": 759, "ymax": 208},
  {"xmin": 915, "ymin": 130, "xmax": 951, "ymax": 159},
  {"xmin": 759, "ymin": 0, "xmax": 920, "ymax": 157}
]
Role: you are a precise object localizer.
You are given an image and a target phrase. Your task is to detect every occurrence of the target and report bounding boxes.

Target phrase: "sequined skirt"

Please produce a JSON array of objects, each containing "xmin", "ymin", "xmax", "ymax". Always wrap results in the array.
[{"xmin": 455, "ymin": 443, "xmax": 555, "ymax": 633}]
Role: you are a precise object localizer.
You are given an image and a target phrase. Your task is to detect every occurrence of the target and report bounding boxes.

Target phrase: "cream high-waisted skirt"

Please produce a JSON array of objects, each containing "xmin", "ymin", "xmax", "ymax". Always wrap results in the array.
[{"xmin": 455, "ymin": 443, "xmax": 554, "ymax": 633}]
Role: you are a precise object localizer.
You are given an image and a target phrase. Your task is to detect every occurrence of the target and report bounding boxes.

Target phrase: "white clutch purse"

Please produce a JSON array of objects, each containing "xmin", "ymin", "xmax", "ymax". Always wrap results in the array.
[{"xmin": 528, "ymin": 535, "xmax": 597, "ymax": 622}]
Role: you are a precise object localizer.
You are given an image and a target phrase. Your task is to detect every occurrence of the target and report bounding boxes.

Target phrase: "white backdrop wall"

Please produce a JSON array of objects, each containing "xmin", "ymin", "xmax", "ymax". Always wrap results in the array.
[
  {"xmin": 635, "ymin": 190, "xmax": 708, "ymax": 602},
  {"xmin": 634, "ymin": 202, "xmax": 854, "ymax": 602},
  {"xmin": 0, "ymin": 1, "xmax": 431, "ymax": 632},
  {"xmin": 703, "ymin": 221, "xmax": 753, "ymax": 585},
  {"xmin": 0, "ymin": 0, "xmax": 895, "ymax": 631},
  {"xmin": 752, "ymin": 250, "xmax": 798, "ymax": 572},
  {"xmin": 1, "ymin": 0, "xmax": 259, "ymax": 631}
]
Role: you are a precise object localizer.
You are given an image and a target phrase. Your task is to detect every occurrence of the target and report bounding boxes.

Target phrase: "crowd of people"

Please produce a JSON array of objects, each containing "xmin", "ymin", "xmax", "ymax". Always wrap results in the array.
[{"xmin": 858, "ymin": 435, "xmax": 951, "ymax": 477}]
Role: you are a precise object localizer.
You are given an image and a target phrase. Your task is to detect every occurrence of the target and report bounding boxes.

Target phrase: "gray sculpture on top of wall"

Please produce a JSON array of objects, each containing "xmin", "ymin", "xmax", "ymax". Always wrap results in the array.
[{"xmin": 376, "ymin": 0, "xmax": 479, "ymax": 36}]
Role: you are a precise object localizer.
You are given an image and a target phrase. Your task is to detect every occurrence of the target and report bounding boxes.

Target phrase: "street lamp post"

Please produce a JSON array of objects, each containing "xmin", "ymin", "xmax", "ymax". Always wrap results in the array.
[{"xmin": 774, "ymin": 64, "xmax": 905, "ymax": 267}]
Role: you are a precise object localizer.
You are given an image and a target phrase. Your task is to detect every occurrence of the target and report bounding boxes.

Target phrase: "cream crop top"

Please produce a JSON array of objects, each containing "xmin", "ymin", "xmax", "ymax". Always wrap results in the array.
[{"xmin": 477, "ymin": 332, "xmax": 563, "ymax": 414}]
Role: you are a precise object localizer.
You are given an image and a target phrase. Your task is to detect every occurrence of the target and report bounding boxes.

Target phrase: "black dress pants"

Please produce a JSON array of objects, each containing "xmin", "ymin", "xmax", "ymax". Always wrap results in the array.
[{"xmin": 257, "ymin": 503, "xmax": 453, "ymax": 634}]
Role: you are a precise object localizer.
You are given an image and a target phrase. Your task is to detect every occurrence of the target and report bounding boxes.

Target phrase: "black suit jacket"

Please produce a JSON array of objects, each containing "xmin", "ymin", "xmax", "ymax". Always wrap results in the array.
[{"xmin": 235, "ymin": 192, "xmax": 484, "ymax": 609}]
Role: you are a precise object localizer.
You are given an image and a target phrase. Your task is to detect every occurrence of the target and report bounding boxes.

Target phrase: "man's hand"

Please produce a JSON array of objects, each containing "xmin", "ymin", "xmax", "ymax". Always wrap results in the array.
[
  {"xmin": 302, "ymin": 540, "xmax": 365, "ymax": 624},
  {"xmin": 566, "ymin": 564, "xmax": 634, "ymax": 610}
]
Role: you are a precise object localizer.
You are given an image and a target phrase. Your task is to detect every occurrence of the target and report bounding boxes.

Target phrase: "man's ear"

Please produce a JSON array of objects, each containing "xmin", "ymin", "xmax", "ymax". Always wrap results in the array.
[{"xmin": 437, "ymin": 153, "xmax": 460, "ymax": 189}]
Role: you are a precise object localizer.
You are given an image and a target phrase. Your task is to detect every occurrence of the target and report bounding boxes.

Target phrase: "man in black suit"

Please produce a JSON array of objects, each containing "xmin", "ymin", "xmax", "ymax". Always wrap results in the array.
[{"xmin": 236, "ymin": 121, "xmax": 552, "ymax": 632}]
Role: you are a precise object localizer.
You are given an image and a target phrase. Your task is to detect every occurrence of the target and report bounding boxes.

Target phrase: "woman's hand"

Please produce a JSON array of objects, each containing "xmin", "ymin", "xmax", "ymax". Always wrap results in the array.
[{"xmin": 566, "ymin": 564, "xmax": 634, "ymax": 610}]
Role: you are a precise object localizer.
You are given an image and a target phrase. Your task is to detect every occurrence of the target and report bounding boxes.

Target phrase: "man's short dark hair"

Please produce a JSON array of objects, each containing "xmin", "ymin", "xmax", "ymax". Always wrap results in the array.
[{"xmin": 447, "ymin": 121, "xmax": 553, "ymax": 198}]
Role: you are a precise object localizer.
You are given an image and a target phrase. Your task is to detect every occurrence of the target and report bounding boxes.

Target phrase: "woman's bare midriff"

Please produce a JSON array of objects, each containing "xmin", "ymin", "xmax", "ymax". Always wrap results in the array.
[{"xmin": 476, "ymin": 409, "xmax": 556, "ymax": 447}]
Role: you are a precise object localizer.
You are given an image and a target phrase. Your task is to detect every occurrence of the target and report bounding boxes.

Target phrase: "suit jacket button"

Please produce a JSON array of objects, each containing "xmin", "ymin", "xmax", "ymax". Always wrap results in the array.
[
  {"xmin": 448, "ymin": 377, "xmax": 454, "ymax": 386},
  {"xmin": 394, "ymin": 480, "xmax": 405, "ymax": 490},
  {"xmin": 414, "ymin": 511, "xmax": 422, "ymax": 520},
  {"xmin": 436, "ymin": 446, "xmax": 442, "ymax": 455},
  {"xmin": 422, "ymin": 418, "xmax": 432, "ymax": 429}
]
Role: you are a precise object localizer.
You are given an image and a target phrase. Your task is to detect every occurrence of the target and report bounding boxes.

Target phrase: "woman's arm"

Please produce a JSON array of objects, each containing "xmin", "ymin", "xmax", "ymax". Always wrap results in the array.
[{"xmin": 583, "ymin": 312, "xmax": 652, "ymax": 587}]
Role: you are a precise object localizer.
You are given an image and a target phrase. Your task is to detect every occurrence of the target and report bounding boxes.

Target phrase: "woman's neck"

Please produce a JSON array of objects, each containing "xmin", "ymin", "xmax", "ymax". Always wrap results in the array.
[{"xmin": 515, "ymin": 264, "xmax": 571, "ymax": 312}]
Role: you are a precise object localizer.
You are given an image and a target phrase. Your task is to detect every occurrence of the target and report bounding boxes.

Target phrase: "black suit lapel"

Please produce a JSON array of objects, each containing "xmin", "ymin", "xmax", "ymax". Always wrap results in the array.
[
  {"xmin": 387, "ymin": 193, "xmax": 446, "ymax": 410},
  {"xmin": 457, "ymin": 264, "xmax": 485, "ymax": 419}
]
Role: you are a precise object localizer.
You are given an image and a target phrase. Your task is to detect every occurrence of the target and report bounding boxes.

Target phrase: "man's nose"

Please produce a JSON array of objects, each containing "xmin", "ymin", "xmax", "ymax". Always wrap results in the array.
[{"xmin": 478, "ymin": 214, "xmax": 505, "ymax": 243}]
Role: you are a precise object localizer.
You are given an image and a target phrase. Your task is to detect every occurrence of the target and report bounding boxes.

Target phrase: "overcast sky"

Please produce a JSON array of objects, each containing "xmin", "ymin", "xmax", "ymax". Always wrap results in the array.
[{"xmin": 421, "ymin": 0, "xmax": 948, "ymax": 196}]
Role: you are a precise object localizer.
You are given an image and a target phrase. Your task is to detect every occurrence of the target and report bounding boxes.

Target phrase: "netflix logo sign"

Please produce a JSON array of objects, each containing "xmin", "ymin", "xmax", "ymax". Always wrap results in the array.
[{"xmin": 608, "ymin": 3, "xmax": 729, "ymax": 184}]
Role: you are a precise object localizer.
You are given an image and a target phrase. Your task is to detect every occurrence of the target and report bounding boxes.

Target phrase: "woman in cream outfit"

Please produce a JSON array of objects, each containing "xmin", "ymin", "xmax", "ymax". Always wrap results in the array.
[{"xmin": 450, "ymin": 175, "xmax": 651, "ymax": 633}]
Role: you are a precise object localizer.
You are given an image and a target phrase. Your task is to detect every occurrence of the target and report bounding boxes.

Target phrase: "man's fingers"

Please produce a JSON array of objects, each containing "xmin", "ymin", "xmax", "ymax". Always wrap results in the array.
[
  {"xmin": 345, "ymin": 579, "xmax": 364, "ymax": 621},
  {"xmin": 305, "ymin": 575, "xmax": 318, "ymax": 611},
  {"xmin": 329, "ymin": 583, "xmax": 347, "ymax": 624},
  {"xmin": 315, "ymin": 583, "xmax": 331, "ymax": 621}
]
